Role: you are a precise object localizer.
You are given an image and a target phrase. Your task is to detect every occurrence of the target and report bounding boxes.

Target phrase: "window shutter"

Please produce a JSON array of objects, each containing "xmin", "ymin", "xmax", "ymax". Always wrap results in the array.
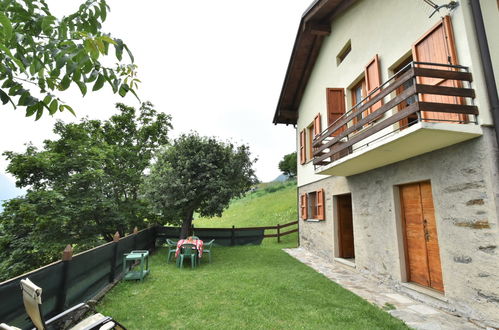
[
  {"xmin": 326, "ymin": 88, "xmax": 346, "ymax": 136},
  {"xmin": 299, "ymin": 129, "xmax": 306, "ymax": 165},
  {"xmin": 300, "ymin": 193, "xmax": 308, "ymax": 220},
  {"xmin": 313, "ymin": 113, "xmax": 322, "ymax": 137},
  {"xmin": 317, "ymin": 189, "xmax": 325, "ymax": 220},
  {"xmin": 364, "ymin": 54, "xmax": 383, "ymax": 116}
]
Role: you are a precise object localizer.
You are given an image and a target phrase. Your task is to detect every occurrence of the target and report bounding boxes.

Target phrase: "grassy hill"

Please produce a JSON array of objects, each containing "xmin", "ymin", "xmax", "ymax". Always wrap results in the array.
[{"xmin": 194, "ymin": 179, "xmax": 297, "ymax": 229}]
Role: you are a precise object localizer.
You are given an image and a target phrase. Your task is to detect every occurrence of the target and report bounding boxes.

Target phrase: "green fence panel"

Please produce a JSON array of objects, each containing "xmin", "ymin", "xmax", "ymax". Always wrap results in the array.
[
  {"xmin": 0, "ymin": 262, "xmax": 63, "ymax": 329},
  {"xmin": 65, "ymin": 243, "xmax": 114, "ymax": 307}
]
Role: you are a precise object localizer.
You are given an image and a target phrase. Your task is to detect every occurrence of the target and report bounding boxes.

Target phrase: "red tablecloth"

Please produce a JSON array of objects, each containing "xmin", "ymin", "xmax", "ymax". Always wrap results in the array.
[{"xmin": 175, "ymin": 239, "xmax": 204, "ymax": 258}]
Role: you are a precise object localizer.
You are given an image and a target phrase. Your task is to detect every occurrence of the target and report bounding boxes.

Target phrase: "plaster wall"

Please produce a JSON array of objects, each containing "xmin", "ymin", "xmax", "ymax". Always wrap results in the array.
[
  {"xmin": 298, "ymin": 128, "xmax": 499, "ymax": 327},
  {"xmin": 296, "ymin": 0, "xmax": 496, "ymax": 187}
]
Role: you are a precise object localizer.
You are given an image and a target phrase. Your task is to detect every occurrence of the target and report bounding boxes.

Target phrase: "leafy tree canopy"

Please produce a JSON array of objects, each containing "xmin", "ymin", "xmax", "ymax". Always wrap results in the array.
[
  {"xmin": 0, "ymin": 102, "xmax": 171, "ymax": 280},
  {"xmin": 278, "ymin": 152, "xmax": 297, "ymax": 178},
  {"xmin": 143, "ymin": 132, "xmax": 257, "ymax": 238},
  {"xmin": 0, "ymin": 0, "xmax": 138, "ymax": 119}
]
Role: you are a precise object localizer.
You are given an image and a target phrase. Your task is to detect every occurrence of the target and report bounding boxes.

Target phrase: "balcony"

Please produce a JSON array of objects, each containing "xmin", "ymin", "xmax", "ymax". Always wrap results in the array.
[{"xmin": 312, "ymin": 62, "xmax": 482, "ymax": 176}]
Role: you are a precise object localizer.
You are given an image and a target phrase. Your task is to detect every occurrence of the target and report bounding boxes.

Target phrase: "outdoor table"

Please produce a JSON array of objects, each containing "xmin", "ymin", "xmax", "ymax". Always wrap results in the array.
[
  {"xmin": 175, "ymin": 238, "xmax": 204, "ymax": 259},
  {"xmin": 123, "ymin": 250, "xmax": 150, "ymax": 282}
]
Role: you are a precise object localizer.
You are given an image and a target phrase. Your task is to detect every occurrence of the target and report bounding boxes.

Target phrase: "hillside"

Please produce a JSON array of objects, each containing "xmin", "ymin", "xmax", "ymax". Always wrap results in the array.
[{"xmin": 194, "ymin": 179, "xmax": 297, "ymax": 229}]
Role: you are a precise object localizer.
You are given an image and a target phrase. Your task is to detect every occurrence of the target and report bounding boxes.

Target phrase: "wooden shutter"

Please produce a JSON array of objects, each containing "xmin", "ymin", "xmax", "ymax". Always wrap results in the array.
[
  {"xmin": 300, "ymin": 193, "xmax": 308, "ymax": 220},
  {"xmin": 299, "ymin": 129, "xmax": 306, "ymax": 165},
  {"xmin": 412, "ymin": 15, "xmax": 465, "ymax": 123},
  {"xmin": 326, "ymin": 88, "xmax": 346, "ymax": 136},
  {"xmin": 313, "ymin": 113, "xmax": 322, "ymax": 137},
  {"xmin": 364, "ymin": 54, "xmax": 383, "ymax": 116},
  {"xmin": 316, "ymin": 189, "xmax": 325, "ymax": 220}
]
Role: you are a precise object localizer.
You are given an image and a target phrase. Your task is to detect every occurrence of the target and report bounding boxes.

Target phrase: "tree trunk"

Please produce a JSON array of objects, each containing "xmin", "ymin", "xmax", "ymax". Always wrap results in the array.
[{"xmin": 180, "ymin": 208, "xmax": 194, "ymax": 239}]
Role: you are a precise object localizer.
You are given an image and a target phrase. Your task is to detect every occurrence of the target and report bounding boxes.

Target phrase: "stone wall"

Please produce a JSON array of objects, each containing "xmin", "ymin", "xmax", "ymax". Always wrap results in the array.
[{"xmin": 298, "ymin": 128, "xmax": 499, "ymax": 327}]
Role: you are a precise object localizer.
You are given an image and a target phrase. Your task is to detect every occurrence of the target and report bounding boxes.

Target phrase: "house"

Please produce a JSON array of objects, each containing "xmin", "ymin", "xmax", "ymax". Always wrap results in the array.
[{"xmin": 273, "ymin": 0, "xmax": 499, "ymax": 327}]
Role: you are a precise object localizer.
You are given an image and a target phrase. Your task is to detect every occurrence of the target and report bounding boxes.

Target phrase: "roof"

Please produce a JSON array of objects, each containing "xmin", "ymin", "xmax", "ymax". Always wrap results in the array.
[{"xmin": 273, "ymin": 0, "xmax": 357, "ymax": 125}]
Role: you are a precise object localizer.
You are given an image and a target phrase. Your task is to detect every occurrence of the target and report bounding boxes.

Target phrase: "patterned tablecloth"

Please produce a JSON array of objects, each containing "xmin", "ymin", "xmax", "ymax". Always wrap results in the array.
[{"xmin": 175, "ymin": 239, "xmax": 204, "ymax": 258}]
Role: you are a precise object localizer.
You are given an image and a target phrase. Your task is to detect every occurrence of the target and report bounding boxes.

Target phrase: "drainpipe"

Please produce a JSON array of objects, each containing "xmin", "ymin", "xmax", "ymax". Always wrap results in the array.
[{"xmin": 469, "ymin": 0, "xmax": 499, "ymax": 148}]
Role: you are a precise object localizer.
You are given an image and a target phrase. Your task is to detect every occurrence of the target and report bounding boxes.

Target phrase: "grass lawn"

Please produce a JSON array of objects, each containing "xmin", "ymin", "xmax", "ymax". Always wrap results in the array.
[
  {"xmin": 97, "ymin": 182, "xmax": 408, "ymax": 329},
  {"xmin": 97, "ymin": 236, "xmax": 407, "ymax": 329}
]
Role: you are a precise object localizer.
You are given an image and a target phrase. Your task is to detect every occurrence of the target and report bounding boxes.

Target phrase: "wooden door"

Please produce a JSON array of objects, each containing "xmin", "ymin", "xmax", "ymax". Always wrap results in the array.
[
  {"xmin": 400, "ymin": 182, "xmax": 444, "ymax": 292},
  {"xmin": 337, "ymin": 194, "xmax": 354, "ymax": 259},
  {"xmin": 412, "ymin": 16, "xmax": 465, "ymax": 123}
]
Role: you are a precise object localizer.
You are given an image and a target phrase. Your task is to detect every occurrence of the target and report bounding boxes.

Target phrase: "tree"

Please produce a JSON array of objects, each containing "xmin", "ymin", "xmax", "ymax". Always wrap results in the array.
[
  {"xmin": 0, "ymin": 0, "xmax": 138, "ymax": 119},
  {"xmin": 143, "ymin": 133, "xmax": 257, "ymax": 238},
  {"xmin": 278, "ymin": 152, "xmax": 297, "ymax": 178},
  {"xmin": 0, "ymin": 102, "xmax": 171, "ymax": 280}
]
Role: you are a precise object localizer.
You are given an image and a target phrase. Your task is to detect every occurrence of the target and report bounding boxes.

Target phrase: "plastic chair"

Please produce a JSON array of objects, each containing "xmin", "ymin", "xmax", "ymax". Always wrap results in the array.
[
  {"xmin": 165, "ymin": 239, "xmax": 178, "ymax": 263},
  {"xmin": 19, "ymin": 278, "xmax": 127, "ymax": 330},
  {"xmin": 202, "ymin": 239, "xmax": 214, "ymax": 263},
  {"xmin": 176, "ymin": 244, "xmax": 198, "ymax": 269}
]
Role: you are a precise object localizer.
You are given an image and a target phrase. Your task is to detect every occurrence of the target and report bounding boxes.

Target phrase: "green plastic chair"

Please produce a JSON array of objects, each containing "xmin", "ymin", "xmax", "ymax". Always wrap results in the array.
[
  {"xmin": 177, "ymin": 243, "xmax": 198, "ymax": 269},
  {"xmin": 166, "ymin": 239, "xmax": 178, "ymax": 263},
  {"xmin": 202, "ymin": 239, "xmax": 214, "ymax": 263}
]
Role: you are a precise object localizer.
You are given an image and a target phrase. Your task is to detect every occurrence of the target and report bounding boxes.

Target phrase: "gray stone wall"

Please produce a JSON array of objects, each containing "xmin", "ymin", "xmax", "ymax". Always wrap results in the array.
[{"xmin": 298, "ymin": 128, "xmax": 499, "ymax": 327}]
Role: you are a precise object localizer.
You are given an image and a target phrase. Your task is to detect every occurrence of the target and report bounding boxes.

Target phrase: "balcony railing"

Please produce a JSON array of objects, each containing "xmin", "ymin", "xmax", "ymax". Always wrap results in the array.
[{"xmin": 312, "ymin": 62, "xmax": 478, "ymax": 169}]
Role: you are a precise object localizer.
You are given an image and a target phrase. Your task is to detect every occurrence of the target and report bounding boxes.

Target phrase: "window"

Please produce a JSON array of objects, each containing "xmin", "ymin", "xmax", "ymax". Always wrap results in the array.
[
  {"xmin": 299, "ymin": 113, "xmax": 322, "ymax": 164},
  {"xmin": 300, "ymin": 189, "xmax": 325, "ymax": 220},
  {"xmin": 393, "ymin": 56, "xmax": 418, "ymax": 129},
  {"xmin": 336, "ymin": 40, "xmax": 351, "ymax": 66},
  {"xmin": 326, "ymin": 88, "xmax": 346, "ymax": 136},
  {"xmin": 351, "ymin": 79, "xmax": 366, "ymax": 125}
]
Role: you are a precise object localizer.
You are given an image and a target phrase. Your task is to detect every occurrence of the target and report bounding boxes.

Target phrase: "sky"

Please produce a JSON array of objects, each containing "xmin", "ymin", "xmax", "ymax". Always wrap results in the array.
[{"xmin": 0, "ymin": 0, "xmax": 312, "ymax": 204}]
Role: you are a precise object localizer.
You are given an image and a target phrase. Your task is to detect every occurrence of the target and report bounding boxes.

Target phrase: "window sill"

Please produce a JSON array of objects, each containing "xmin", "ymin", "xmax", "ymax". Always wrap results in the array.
[{"xmin": 304, "ymin": 219, "xmax": 322, "ymax": 222}]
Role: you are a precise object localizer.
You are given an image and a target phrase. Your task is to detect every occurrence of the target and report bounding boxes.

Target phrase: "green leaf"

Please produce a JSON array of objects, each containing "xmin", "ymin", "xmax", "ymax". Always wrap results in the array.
[
  {"xmin": 0, "ymin": 13, "xmax": 13, "ymax": 41},
  {"xmin": 49, "ymin": 99, "xmax": 58, "ymax": 114},
  {"xmin": 100, "ymin": 35, "xmax": 116, "ymax": 45},
  {"xmin": 118, "ymin": 83, "xmax": 129, "ymax": 97},
  {"xmin": 76, "ymin": 81, "xmax": 87, "ymax": 96},
  {"xmin": 99, "ymin": 1, "xmax": 107, "ymax": 21},
  {"xmin": 59, "ymin": 75, "xmax": 71, "ymax": 91},
  {"xmin": 35, "ymin": 105, "xmax": 44, "ymax": 120},
  {"xmin": 92, "ymin": 74, "xmax": 105, "ymax": 91},
  {"xmin": 42, "ymin": 95, "xmax": 52, "ymax": 105},
  {"xmin": 123, "ymin": 45, "xmax": 134, "ymax": 63},
  {"xmin": 60, "ymin": 104, "xmax": 76, "ymax": 116},
  {"xmin": 0, "ymin": 88, "xmax": 11, "ymax": 105},
  {"xmin": 26, "ymin": 104, "xmax": 37, "ymax": 117},
  {"xmin": 41, "ymin": 15, "xmax": 56, "ymax": 35},
  {"xmin": 114, "ymin": 39, "xmax": 123, "ymax": 61}
]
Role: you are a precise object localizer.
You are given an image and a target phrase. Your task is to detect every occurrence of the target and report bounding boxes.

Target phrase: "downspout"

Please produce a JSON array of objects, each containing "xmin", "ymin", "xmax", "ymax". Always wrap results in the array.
[{"xmin": 469, "ymin": 0, "xmax": 499, "ymax": 147}]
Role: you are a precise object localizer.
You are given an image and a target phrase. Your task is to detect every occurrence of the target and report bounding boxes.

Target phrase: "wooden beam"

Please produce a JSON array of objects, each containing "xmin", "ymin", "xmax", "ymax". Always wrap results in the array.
[{"xmin": 303, "ymin": 22, "xmax": 331, "ymax": 36}]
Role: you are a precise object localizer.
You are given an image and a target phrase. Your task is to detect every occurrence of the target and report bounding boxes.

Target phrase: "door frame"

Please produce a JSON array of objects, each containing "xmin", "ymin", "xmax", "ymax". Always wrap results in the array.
[{"xmin": 334, "ymin": 193, "xmax": 355, "ymax": 259}]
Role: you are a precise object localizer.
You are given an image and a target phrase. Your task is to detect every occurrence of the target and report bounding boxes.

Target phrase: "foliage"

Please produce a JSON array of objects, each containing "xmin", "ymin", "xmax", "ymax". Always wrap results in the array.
[
  {"xmin": 0, "ymin": 0, "xmax": 138, "ymax": 119},
  {"xmin": 143, "ymin": 132, "xmax": 257, "ymax": 238},
  {"xmin": 278, "ymin": 152, "xmax": 297, "ymax": 178},
  {"xmin": 97, "ymin": 244, "xmax": 408, "ymax": 329},
  {"xmin": 0, "ymin": 102, "xmax": 171, "ymax": 280}
]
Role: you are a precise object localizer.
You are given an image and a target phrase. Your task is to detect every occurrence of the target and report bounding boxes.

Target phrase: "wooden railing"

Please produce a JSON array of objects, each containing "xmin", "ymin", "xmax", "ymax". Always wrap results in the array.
[{"xmin": 312, "ymin": 62, "xmax": 478, "ymax": 167}]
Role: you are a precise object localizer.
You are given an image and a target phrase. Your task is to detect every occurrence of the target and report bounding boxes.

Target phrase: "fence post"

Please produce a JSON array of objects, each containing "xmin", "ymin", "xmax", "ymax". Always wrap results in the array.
[
  {"xmin": 277, "ymin": 224, "xmax": 281, "ymax": 243},
  {"xmin": 56, "ymin": 244, "xmax": 73, "ymax": 313},
  {"xmin": 231, "ymin": 225, "xmax": 235, "ymax": 246},
  {"xmin": 133, "ymin": 227, "xmax": 138, "ymax": 250},
  {"xmin": 109, "ymin": 232, "xmax": 120, "ymax": 283}
]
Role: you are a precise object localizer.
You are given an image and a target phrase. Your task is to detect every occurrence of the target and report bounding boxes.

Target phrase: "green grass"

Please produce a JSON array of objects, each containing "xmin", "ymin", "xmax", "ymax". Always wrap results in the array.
[
  {"xmin": 97, "ymin": 243, "xmax": 407, "ymax": 329},
  {"xmin": 194, "ymin": 180, "xmax": 298, "ymax": 229},
  {"xmin": 96, "ymin": 180, "xmax": 407, "ymax": 329}
]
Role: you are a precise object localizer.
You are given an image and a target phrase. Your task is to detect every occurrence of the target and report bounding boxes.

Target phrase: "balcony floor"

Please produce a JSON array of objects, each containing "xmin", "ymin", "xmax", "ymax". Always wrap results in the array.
[{"xmin": 315, "ymin": 122, "xmax": 483, "ymax": 177}]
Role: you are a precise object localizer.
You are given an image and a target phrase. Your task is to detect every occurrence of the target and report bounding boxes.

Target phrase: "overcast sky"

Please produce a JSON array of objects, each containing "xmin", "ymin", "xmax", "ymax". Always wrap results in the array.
[{"xmin": 0, "ymin": 0, "xmax": 311, "ymax": 197}]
